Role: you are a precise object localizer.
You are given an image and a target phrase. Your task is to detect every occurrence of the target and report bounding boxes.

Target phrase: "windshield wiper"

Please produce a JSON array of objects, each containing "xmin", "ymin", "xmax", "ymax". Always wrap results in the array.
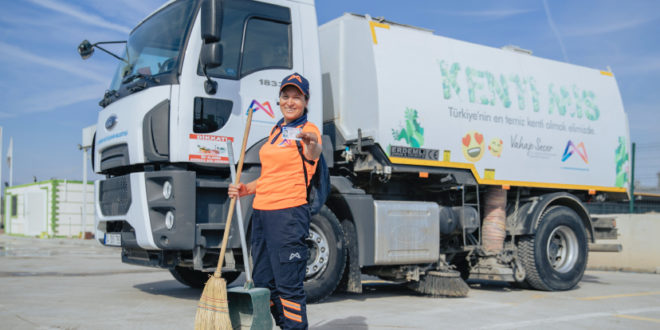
[
  {"xmin": 122, "ymin": 72, "xmax": 160, "ymax": 84},
  {"xmin": 99, "ymin": 89, "xmax": 120, "ymax": 108}
]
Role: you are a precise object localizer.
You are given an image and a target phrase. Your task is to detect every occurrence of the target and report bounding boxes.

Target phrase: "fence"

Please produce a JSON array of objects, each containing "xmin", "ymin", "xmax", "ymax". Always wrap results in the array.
[{"xmin": 587, "ymin": 200, "xmax": 660, "ymax": 214}]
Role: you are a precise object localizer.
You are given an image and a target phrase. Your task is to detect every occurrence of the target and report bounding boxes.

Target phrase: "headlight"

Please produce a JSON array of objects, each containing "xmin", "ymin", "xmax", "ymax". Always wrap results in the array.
[
  {"xmin": 163, "ymin": 181, "xmax": 172, "ymax": 199},
  {"xmin": 165, "ymin": 211, "xmax": 174, "ymax": 230}
]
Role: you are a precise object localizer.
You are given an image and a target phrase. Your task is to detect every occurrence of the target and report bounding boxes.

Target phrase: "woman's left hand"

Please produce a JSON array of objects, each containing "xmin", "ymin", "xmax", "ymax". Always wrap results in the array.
[
  {"xmin": 297, "ymin": 131, "xmax": 322, "ymax": 160},
  {"xmin": 297, "ymin": 131, "xmax": 318, "ymax": 146}
]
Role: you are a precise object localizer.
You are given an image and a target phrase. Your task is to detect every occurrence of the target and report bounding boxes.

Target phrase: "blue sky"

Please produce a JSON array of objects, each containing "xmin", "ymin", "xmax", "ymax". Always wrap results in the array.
[{"xmin": 1, "ymin": 0, "xmax": 659, "ymax": 188}]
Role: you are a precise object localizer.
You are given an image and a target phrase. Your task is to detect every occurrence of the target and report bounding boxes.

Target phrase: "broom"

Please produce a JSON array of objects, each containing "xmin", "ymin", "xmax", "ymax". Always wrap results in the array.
[
  {"xmin": 408, "ymin": 270, "xmax": 470, "ymax": 298},
  {"xmin": 195, "ymin": 107, "xmax": 254, "ymax": 330}
]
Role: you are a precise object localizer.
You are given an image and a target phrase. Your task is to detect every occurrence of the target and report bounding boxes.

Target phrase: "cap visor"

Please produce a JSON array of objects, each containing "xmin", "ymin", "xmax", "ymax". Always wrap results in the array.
[{"xmin": 280, "ymin": 83, "xmax": 306, "ymax": 96}]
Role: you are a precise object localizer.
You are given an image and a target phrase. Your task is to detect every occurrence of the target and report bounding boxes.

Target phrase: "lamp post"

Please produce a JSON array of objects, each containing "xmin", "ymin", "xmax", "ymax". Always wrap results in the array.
[
  {"xmin": 0, "ymin": 126, "xmax": 3, "ymax": 227},
  {"xmin": 80, "ymin": 125, "xmax": 95, "ymax": 239},
  {"xmin": 7, "ymin": 137, "xmax": 12, "ymax": 187},
  {"xmin": 78, "ymin": 144, "xmax": 90, "ymax": 238},
  {"xmin": 629, "ymin": 142, "xmax": 636, "ymax": 214}
]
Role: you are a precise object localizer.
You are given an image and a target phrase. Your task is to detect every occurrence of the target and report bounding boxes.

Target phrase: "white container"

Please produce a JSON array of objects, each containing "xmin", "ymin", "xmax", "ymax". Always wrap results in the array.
[{"xmin": 320, "ymin": 14, "xmax": 631, "ymax": 193}]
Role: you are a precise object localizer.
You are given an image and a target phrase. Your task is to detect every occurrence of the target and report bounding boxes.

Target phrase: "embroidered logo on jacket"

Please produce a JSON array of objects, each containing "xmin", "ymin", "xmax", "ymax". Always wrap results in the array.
[{"xmin": 289, "ymin": 252, "xmax": 301, "ymax": 261}]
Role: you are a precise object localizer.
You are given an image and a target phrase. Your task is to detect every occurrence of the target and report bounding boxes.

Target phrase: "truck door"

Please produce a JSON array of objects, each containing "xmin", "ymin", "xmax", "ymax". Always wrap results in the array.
[{"xmin": 175, "ymin": 0, "xmax": 301, "ymax": 165}]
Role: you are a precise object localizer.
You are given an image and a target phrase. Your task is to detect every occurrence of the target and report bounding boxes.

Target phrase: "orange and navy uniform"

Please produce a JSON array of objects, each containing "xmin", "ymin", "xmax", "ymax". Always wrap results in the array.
[
  {"xmin": 253, "ymin": 118, "xmax": 321, "ymax": 210},
  {"xmin": 251, "ymin": 114, "xmax": 318, "ymax": 329}
]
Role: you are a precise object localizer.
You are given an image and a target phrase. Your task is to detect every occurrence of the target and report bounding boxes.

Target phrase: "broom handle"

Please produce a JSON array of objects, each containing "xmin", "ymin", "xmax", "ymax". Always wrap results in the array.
[{"xmin": 214, "ymin": 107, "xmax": 254, "ymax": 276}]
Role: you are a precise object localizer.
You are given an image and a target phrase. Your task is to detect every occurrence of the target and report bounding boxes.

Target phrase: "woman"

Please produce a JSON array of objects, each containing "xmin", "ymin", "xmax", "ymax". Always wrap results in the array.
[{"xmin": 228, "ymin": 72, "xmax": 321, "ymax": 330}]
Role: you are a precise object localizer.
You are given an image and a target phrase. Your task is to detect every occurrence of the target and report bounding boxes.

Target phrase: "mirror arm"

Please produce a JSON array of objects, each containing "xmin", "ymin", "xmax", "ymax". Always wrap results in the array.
[
  {"xmin": 202, "ymin": 66, "xmax": 217, "ymax": 95},
  {"xmin": 93, "ymin": 41, "xmax": 128, "ymax": 63}
]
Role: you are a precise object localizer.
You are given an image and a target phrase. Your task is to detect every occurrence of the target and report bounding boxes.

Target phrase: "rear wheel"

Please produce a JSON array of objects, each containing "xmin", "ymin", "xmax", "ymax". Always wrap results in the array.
[
  {"xmin": 519, "ymin": 206, "xmax": 588, "ymax": 291},
  {"xmin": 304, "ymin": 206, "xmax": 346, "ymax": 303},
  {"xmin": 169, "ymin": 266, "xmax": 240, "ymax": 289}
]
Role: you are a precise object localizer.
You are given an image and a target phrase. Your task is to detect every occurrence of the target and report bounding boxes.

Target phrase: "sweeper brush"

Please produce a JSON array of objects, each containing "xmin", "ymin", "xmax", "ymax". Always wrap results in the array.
[{"xmin": 407, "ymin": 270, "xmax": 470, "ymax": 298}]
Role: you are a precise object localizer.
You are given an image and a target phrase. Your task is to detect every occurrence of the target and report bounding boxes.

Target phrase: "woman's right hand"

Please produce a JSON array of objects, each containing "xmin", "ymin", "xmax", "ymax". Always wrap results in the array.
[{"xmin": 228, "ymin": 183, "xmax": 247, "ymax": 198}]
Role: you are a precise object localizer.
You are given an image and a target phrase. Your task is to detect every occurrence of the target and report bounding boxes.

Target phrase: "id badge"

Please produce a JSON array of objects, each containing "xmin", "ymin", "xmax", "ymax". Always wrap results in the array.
[{"xmin": 282, "ymin": 127, "xmax": 302, "ymax": 141}]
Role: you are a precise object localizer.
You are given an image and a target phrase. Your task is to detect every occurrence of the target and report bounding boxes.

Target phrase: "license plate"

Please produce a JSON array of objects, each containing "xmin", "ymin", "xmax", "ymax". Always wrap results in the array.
[{"xmin": 104, "ymin": 233, "xmax": 121, "ymax": 246}]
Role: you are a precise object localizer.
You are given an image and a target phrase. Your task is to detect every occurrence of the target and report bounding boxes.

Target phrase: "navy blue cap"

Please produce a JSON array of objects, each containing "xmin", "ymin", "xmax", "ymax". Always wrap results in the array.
[{"xmin": 280, "ymin": 72, "xmax": 309, "ymax": 98}]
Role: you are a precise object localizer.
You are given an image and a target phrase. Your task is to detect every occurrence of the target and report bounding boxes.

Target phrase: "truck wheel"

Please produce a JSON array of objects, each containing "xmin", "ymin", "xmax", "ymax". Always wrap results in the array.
[
  {"xmin": 304, "ymin": 206, "xmax": 346, "ymax": 303},
  {"xmin": 519, "ymin": 206, "xmax": 588, "ymax": 291},
  {"xmin": 169, "ymin": 266, "xmax": 240, "ymax": 289}
]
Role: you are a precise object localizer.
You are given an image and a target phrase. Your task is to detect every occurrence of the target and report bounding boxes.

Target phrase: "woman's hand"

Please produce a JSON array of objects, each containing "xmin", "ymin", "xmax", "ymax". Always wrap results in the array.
[
  {"xmin": 228, "ymin": 181, "xmax": 257, "ymax": 198},
  {"xmin": 228, "ymin": 183, "xmax": 247, "ymax": 198},
  {"xmin": 297, "ymin": 131, "xmax": 322, "ymax": 160},
  {"xmin": 297, "ymin": 131, "xmax": 318, "ymax": 145}
]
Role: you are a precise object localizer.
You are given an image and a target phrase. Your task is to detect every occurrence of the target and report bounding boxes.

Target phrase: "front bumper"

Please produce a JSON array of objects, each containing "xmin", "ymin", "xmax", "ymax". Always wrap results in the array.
[{"xmin": 95, "ymin": 170, "xmax": 196, "ymax": 250}]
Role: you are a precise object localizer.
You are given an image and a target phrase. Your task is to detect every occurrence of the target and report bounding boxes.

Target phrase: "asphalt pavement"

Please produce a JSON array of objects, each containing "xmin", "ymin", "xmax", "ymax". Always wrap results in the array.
[{"xmin": 1, "ymin": 235, "xmax": 659, "ymax": 329}]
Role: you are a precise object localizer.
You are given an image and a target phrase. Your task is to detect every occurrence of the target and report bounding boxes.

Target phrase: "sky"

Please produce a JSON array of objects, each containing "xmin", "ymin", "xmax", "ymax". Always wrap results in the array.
[{"xmin": 1, "ymin": 0, "xmax": 659, "ymax": 189}]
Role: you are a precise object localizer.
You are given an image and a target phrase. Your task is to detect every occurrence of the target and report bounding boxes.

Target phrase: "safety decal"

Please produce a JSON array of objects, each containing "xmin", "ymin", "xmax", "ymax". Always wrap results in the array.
[{"xmin": 188, "ymin": 133, "xmax": 234, "ymax": 164}]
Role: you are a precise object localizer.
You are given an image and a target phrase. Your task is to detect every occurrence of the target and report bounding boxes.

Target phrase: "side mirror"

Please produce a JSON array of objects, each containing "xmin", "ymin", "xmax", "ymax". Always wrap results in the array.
[
  {"xmin": 201, "ymin": 0, "xmax": 222, "ymax": 42},
  {"xmin": 201, "ymin": 42, "xmax": 223, "ymax": 69},
  {"xmin": 201, "ymin": 42, "xmax": 222, "ymax": 95},
  {"xmin": 78, "ymin": 40, "xmax": 94, "ymax": 60},
  {"xmin": 76, "ymin": 39, "xmax": 128, "ymax": 63}
]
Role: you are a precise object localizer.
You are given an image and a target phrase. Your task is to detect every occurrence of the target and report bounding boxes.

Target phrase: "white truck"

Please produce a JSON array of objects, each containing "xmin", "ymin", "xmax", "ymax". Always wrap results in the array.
[{"xmin": 81, "ymin": 0, "xmax": 625, "ymax": 302}]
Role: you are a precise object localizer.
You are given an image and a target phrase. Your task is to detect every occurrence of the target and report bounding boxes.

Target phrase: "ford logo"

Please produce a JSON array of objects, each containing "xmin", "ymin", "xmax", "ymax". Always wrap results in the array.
[{"xmin": 105, "ymin": 115, "xmax": 118, "ymax": 130}]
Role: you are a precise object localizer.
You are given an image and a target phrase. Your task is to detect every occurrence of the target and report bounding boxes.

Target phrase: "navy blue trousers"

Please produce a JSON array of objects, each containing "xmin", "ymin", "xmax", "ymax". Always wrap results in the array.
[{"xmin": 251, "ymin": 205, "xmax": 309, "ymax": 330}]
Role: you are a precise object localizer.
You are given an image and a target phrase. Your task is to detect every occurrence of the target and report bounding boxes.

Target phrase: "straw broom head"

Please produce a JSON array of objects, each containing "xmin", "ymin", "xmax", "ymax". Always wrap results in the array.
[{"xmin": 195, "ymin": 273, "xmax": 231, "ymax": 330}]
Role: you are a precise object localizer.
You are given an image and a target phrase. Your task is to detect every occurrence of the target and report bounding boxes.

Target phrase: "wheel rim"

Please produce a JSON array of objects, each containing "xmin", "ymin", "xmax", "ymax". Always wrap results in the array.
[
  {"xmin": 546, "ymin": 225, "xmax": 579, "ymax": 273},
  {"xmin": 306, "ymin": 222, "xmax": 329, "ymax": 279}
]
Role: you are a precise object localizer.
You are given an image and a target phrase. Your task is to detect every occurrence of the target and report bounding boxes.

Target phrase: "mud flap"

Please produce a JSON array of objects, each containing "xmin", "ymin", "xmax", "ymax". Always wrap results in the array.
[{"xmin": 339, "ymin": 219, "xmax": 362, "ymax": 293}]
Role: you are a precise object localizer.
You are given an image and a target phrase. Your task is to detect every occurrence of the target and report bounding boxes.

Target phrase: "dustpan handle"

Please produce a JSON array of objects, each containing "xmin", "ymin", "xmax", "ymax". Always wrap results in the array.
[
  {"xmin": 215, "ymin": 108, "xmax": 253, "ymax": 277},
  {"xmin": 227, "ymin": 140, "xmax": 253, "ymax": 284}
]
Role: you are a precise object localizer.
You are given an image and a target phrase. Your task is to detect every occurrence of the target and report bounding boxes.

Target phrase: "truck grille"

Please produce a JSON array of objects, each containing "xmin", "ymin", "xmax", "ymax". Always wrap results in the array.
[
  {"xmin": 100, "ymin": 144, "xmax": 129, "ymax": 171},
  {"xmin": 99, "ymin": 175, "xmax": 132, "ymax": 216}
]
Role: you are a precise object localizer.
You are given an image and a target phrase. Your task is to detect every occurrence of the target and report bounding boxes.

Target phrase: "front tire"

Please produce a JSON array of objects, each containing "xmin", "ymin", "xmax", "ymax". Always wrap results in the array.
[
  {"xmin": 169, "ymin": 266, "xmax": 240, "ymax": 289},
  {"xmin": 519, "ymin": 206, "xmax": 588, "ymax": 291},
  {"xmin": 304, "ymin": 206, "xmax": 346, "ymax": 303}
]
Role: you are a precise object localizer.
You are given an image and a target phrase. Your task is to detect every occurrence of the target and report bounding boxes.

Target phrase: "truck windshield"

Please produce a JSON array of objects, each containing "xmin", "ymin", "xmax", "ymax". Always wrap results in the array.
[{"xmin": 108, "ymin": 0, "xmax": 197, "ymax": 94}]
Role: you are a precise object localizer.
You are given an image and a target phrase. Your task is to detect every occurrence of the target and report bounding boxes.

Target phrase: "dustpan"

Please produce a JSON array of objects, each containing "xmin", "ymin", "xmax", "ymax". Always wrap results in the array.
[{"xmin": 226, "ymin": 140, "xmax": 272, "ymax": 330}]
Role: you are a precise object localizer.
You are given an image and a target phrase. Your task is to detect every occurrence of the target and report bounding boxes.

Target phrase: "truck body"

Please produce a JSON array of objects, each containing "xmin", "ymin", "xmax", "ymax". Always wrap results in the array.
[{"xmin": 89, "ymin": 0, "xmax": 625, "ymax": 302}]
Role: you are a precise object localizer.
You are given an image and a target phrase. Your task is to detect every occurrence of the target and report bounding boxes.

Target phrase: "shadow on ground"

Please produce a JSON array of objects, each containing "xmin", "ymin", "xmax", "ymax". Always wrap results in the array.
[
  {"xmin": 135, "ymin": 278, "xmax": 419, "ymax": 304},
  {"xmin": 581, "ymin": 273, "xmax": 610, "ymax": 285},
  {"xmin": 321, "ymin": 281, "xmax": 413, "ymax": 303},
  {"xmin": 134, "ymin": 280, "xmax": 201, "ymax": 300},
  {"xmin": 466, "ymin": 279, "xmax": 518, "ymax": 293},
  {"xmin": 311, "ymin": 315, "xmax": 368, "ymax": 329},
  {"xmin": 138, "ymin": 277, "xmax": 561, "ymax": 304}
]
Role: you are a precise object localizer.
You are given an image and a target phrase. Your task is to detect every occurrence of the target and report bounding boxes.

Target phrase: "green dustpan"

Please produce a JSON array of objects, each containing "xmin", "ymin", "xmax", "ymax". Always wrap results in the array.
[
  {"xmin": 226, "ymin": 141, "xmax": 272, "ymax": 330},
  {"xmin": 228, "ymin": 283, "xmax": 271, "ymax": 329}
]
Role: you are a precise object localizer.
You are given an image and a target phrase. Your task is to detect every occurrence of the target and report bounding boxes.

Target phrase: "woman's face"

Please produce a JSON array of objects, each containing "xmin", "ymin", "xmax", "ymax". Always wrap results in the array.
[{"xmin": 279, "ymin": 85, "xmax": 307, "ymax": 123}]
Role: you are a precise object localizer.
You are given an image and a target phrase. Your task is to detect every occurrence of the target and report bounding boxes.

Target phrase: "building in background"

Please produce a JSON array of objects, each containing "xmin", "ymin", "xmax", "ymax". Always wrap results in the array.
[{"xmin": 4, "ymin": 180, "xmax": 94, "ymax": 237}]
